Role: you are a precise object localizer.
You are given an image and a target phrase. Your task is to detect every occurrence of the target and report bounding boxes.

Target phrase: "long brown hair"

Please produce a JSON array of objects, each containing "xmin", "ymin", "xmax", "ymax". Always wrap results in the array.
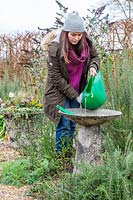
[{"xmin": 60, "ymin": 31, "xmax": 88, "ymax": 63}]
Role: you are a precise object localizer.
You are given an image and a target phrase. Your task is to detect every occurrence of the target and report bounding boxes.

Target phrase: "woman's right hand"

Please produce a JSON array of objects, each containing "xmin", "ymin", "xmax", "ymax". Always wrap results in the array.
[
  {"xmin": 89, "ymin": 67, "xmax": 97, "ymax": 76},
  {"xmin": 76, "ymin": 93, "xmax": 83, "ymax": 103}
]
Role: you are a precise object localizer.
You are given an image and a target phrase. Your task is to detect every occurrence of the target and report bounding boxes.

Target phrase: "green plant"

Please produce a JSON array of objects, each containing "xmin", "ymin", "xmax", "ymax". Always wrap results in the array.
[
  {"xmin": 36, "ymin": 136, "xmax": 133, "ymax": 200},
  {"xmin": 23, "ymin": 47, "xmax": 47, "ymax": 100},
  {"xmin": 0, "ymin": 68, "xmax": 21, "ymax": 101},
  {"xmin": 0, "ymin": 91, "xmax": 43, "ymax": 117},
  {"xmin": 20, "ymin": 117, "xmax": 59, "ymax": 174},
  {"xmin": 0, "ymin": 119, "xmax": 60, "ymax": 188},
  {"xmin": 0, "ymin": 115, "xmax": 6, "ymax": 139},
  {"xmin": 0, "ymin": 158, "xmax": 49, "ymax": 187},
  {"xmin": 103, "ymin": 49, "xmax": 133, "ymax": 150},
  {"xmin": 0, "ymin": 91, "xmax": 44, "ymax": 148}
]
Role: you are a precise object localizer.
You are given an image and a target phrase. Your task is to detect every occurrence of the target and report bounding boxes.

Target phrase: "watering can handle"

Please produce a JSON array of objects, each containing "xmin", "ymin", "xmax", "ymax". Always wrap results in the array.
[
  {"xmin": 90, "ymin": 75, "xmax": 94, "ymax": 97},
  {"xmin": 84, "ymin": 75, "xmax": 95, "ymax": 98},
  {"xmin": 90, "ymin": 75, "xmax": 95, "ymax": 82}
]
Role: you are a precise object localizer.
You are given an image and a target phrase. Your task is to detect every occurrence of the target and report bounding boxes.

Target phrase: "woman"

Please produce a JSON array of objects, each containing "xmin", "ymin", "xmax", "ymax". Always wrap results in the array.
[{"xmin": 43, "ymin": 11, "xmax": 100, "ymax": 156}]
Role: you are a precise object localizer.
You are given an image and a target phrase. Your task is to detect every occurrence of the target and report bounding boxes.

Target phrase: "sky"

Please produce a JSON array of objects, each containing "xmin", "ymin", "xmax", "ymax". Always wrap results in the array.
[
  {"xmin": 0, "ymin": 0, "xmax": 132, "ymax": 34},
  {"xmin": 0, "ymin": 0, "xmax": 104, "ymax": 34}
]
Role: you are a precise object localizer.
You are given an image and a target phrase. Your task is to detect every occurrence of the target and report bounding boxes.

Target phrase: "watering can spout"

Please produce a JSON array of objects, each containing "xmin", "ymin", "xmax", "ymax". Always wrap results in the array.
[{"xmin": 56, "ymin": 105, "xmax": 74, "ymax": 115}]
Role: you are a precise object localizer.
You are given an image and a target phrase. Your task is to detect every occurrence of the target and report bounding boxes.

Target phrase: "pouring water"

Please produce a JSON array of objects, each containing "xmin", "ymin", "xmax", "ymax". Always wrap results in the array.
[{"xmin": 84, "ymin": 96, "xmax": 87, "ymax": 115}]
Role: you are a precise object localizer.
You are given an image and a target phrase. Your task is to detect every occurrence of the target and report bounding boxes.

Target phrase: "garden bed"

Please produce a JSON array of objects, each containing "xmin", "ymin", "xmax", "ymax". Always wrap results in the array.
[{"xmin": 1, "ymin": 108, "xmax": 44, "ymax": 148}]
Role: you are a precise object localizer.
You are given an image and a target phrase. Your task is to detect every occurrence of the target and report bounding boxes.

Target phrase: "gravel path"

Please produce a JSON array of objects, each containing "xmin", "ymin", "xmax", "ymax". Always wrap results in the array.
[{"xmin": 0, "ymin": 184, "xmax": 34, "ymax": 200}]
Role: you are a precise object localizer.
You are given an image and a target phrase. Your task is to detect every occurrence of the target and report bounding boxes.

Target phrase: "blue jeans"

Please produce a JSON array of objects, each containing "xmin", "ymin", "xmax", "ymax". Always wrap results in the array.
[{"xmin": 56, "ymin": 98, "xmax": 80, "ymax": 153}]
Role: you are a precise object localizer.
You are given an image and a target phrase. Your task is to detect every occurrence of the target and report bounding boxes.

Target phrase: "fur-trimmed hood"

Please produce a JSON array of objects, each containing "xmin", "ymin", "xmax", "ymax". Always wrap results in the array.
[{"xmin": 40, "ymin": 29, "xmax": 62, "ymax": 51}]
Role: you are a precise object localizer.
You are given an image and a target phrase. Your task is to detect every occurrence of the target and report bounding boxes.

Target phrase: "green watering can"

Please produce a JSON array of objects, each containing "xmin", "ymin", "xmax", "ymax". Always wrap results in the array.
[{"xmin": 82, "ymin": 70, "xmax": 107, "ymax": 110}]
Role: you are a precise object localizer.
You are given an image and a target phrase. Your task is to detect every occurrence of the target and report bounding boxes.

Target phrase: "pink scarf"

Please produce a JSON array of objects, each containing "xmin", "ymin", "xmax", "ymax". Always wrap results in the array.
[
  {"xmin": 67, "ymin": 43, "xmax": 89, "ymax": 92},
  {"xmin": 68, "ymin": 42, "xmax": 89, "ymax": 65}
]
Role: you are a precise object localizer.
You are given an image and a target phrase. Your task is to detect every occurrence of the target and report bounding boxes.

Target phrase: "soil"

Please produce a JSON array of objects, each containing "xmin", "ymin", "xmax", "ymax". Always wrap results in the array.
[{"xmin": 0, "ymin": 140, "xmax": 37, "ymax": 200}]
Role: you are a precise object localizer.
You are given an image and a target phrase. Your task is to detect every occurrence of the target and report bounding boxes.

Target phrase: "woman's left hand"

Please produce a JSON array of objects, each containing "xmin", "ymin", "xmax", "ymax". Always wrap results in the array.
[{"xmin": 89, "ymin": 67, "xmax": 97, "ymax": 76}]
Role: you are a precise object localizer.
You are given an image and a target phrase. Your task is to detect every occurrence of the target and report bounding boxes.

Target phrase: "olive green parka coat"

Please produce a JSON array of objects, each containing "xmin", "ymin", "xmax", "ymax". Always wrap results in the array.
[{"xmin": 43, "ymin": 31, "xmax": 100, "ymax": 124}]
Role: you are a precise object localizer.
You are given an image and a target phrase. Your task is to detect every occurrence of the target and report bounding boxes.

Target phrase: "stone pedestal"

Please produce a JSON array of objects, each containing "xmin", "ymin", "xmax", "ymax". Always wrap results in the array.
[{"xmin": 76, "ymin": 125, "xmax": 101, "ymax": 164}]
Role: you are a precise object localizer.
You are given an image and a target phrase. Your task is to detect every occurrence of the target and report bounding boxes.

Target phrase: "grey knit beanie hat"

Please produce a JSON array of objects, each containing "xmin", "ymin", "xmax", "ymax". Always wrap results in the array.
[{"xmin": 63, "ymin": 11, "xmax": 85, "ymax": 32}]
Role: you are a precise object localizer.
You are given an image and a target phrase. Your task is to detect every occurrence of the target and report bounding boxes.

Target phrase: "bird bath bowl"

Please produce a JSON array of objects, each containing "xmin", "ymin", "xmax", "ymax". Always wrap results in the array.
[
  {"xmin": 59, "ymin": 108, "xmax": 122, "ymax": 166},
  {"xmin": 59, "ymin": 108, "xmax": 122, "ymax": 126}
]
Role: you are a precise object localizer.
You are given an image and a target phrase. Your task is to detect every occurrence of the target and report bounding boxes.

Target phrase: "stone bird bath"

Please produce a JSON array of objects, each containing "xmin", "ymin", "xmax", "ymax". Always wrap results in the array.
[{"xmin": 59, "ymin": 108, "xmax": 122, "ymax": 165}]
